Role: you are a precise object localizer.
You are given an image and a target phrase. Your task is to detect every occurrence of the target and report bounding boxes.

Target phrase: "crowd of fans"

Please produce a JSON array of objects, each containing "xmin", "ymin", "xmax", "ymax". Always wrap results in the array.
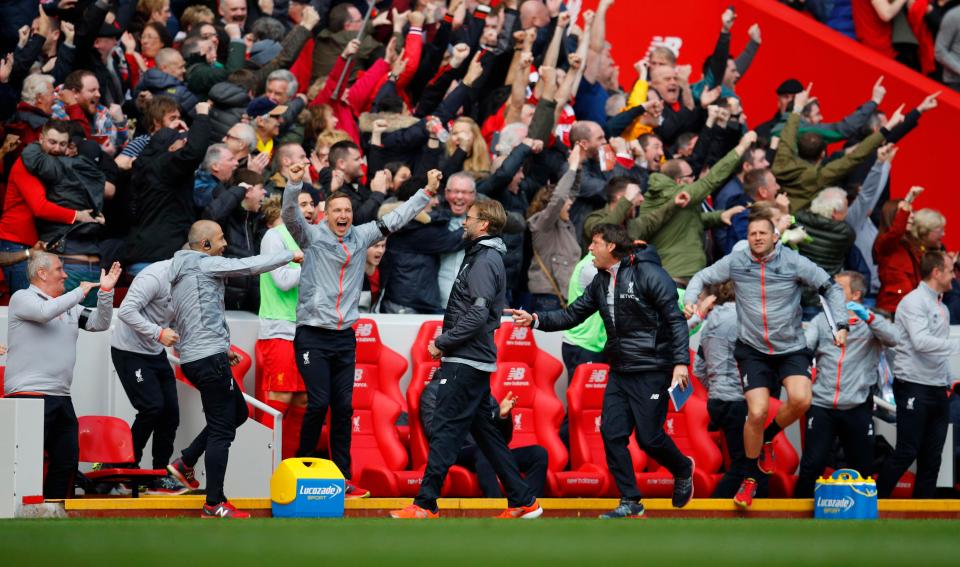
[
  {"xmin": 782, "ymin": 0, "xmax": 960, "ymax": 92},
  {"xmin": 0, "ymin": 0, "xmax": 952, "ymax": 319}
]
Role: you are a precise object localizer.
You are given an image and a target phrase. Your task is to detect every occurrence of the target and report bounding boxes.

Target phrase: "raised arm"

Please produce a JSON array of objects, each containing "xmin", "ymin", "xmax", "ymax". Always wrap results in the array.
[
  {"xmin": 356, "ymin": 170, "xmax": 440, "ymax": 247},
  {"xmin": 200, "ymin": 251, "xmax": 295, "ymax": 279},
  {"xmin": 281, "ymin": 177, "xmax": 316, "ymax": 249},
  {"xmin": 10, "ymin": 287, "xmax": 85, "ymax": 324}
]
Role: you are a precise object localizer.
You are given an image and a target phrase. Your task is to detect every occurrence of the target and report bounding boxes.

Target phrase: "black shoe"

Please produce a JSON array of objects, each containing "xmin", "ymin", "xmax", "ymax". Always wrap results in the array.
[
  {"xmin": 599, "ymin": 500, "xmax": 645, "ymax": 519},
  {"xmin": 672, "ymin": 457, "xmax": 695, "ymax": 508}
]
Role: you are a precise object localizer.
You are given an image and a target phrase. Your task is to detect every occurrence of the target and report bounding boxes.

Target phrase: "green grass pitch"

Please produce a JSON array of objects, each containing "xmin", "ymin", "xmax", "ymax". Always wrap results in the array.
[{"xmin": 2, "ymin": 518, "xmax": 957, "ymax": 565}]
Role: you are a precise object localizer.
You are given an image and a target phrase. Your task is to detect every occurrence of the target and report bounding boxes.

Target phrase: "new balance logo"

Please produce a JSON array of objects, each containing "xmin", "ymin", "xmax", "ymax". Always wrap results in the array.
[
  {"xmin": 355, "ymin": 323, "xmax": 373, "ymax": 337},
  {"xmin": 216, "ymin": 507, "xmax": 229, "ymax": 517},
  {"xmin": 906, "ymin": 397, "xmax": 915, "ymax": 411},
  {"xmin": 302, "ymin": 352, "xmax": 310, "ymax": 365},
  {"xmin": 807, "ymin": 416, "xmax": 814, "ymax": 430},
  {"xmin": 509, "ymin": 327, "xmax": 529, "ymax": 341},
  {"xmin": 650, "ymin": 394, "xmax": 660, "ymax": 400},
  {"xmin": 135, "ymin": 368, "xmax": 143, "ymax": 383}
]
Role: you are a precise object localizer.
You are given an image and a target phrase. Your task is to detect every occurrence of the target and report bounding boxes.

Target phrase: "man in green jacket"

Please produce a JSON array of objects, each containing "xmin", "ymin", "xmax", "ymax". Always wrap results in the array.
[
  {"xmin": 311, "ymin": 3, "xmax": 383, "ymax": 83},
  {"xmin": 772, "ymin": 85, "xmax": 897, "ymax": 213},
  {"xmin": 637, "ymin": 132, "xmax": 755, "ymax": 282},
  {"xmin": 582, "ymin": 177, "xmax": 685, "ymax": 254}
]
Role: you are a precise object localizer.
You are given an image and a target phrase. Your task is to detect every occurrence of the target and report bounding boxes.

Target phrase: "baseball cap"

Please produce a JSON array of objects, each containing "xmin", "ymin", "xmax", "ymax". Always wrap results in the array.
[{"xmin": 246, "ymin": 96, "xmax": 288, "ymax": 118}]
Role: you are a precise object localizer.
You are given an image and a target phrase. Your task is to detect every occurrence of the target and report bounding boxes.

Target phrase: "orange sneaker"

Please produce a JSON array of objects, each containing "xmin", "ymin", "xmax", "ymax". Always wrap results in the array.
[
  {"xmin": 495, "ymin": 500, "xmax": 543, "ymax": 519},
  {"xmin": 389, "ymin": 504, "xmax": 439, "ymax": 519}
]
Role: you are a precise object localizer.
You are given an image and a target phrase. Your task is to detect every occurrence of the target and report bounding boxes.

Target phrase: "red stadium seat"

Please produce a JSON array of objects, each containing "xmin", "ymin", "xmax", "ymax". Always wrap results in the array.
[
  {"xmin": 636, "ymin": 396, "xmax": 723, "ymax": 498},
  {"xmin": 354, "ymin": 319, "xmax": 410, "ymax": 447},
  {"xmin": 490, "ymin": 362, "xmax": 607, "ymax": 497},
  {"xmin": 494, "ymin": 322, "xmax": 564, "ymax": 399},
  {"xmin": 349, "ymin": 364, "xmax": 415, "ymax": 496},
  {"xmin": 404, "ymin": 360, "xmax": 479, "ymax": 497},
  {"xmin": 410, "ymin": 320, "xmax": 444, "ymax": 377},
  {"xmin": 77, "ymin": 415, "xmax": 167, "ymax": 497},
  {"xmin": 566, "ymin": 363, "xmax": 647, "ymax": 498},
  {"xmin": 764, "ymin": 398, "xmax": 800, "ymax": 498}
]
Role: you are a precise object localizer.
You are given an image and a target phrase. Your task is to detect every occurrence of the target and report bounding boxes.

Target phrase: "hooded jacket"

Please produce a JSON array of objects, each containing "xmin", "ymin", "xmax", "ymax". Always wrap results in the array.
[
  {"xmin": 169, "ymin": 249, "xmax": 292, "ymax": 363},
  {"xmin": 185, "ymin": 39, "xmax": 247, "ymax": 99},
  {"xmin": 638, "ymin": 148, "xmax": 740, "ymax": 279},
  {"xmin": 434, "ymin": 236, "xmax": 509, "ymax": 372},
  {"xmin": 535, "ymin": 245, "xmax": 689, "ymax": 374},
  {"xmin": 125, "ymin": 117, "xmax": 210, "ymax": 264},
  {"xmin": 686, "ymin": 241, "xmax": 848, "ymax": 356},
  {"xmin": 281, "ymin": 180, "xmax": 431, "ymax": 331},
  {"xmin": 207, "ymin": 81, "xmax": 250, "ymax": 142},
  {"xmin": 806, "ymin": 309, "xmax": 899, "ymax": 410},
  {"xmin": 135, "ymin": 68, "xmax": 200, "ymax": 116}
]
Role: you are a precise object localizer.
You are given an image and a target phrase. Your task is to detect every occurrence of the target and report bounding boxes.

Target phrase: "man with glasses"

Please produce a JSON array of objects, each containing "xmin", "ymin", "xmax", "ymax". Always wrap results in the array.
[
  {"xmin": 437, "ymin": 173, "xmax": 477, "ymax": 309},
  {"xmin": 391, "ymin": 199, "xmax": 542, "ymax": 520},
  {"xmin": 637, "ymin": 132, "xmax": 756, "ymax": 284}
]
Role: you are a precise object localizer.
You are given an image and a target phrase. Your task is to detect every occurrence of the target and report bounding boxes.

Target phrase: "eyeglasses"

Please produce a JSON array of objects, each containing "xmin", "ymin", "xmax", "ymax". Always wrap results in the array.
[{"xmin": 465, "ymin": 215, "xmax": 481, "ymax": 221}]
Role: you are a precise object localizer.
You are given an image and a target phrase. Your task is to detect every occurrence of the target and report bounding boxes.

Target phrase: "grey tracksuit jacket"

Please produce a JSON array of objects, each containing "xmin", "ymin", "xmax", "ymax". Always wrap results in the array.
[
  {"xmin": 4, "ymin": 286, "xmax": 114, "ymax": 396},
  {"xmin": 805, "ymin": 309, "xmax": 900, "ymax": 410},
  {"xmin": 281, "ymin": 180, "xmax": 430, "ymax": 331},
  {"xmin": 693, "ymin": 303, "xmax": 744, "ymax": 402},
  {"xmin": 111, "ymin": 260, "xmax": 173, "ymax": 356},
  {"xmin": 170, "ymin": 249, "xmax": 293, "ymax": 363},
  {"xmin": 686, "ymin": 242, "xmax": 847, "ymax": 356},
  {"xmin": 892, "ymin": 282, "xmax": 960, "ymax": 388}
]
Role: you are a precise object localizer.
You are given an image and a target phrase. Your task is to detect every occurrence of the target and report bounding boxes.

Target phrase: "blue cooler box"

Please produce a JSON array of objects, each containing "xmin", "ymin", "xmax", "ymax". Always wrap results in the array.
[
  {"xmin": 271, "ymin": 458, "xmax": 345, "ymax": 518},
  {"xmin": 814, "ymin": 469, "xmax": 878, "ymax": 520}
]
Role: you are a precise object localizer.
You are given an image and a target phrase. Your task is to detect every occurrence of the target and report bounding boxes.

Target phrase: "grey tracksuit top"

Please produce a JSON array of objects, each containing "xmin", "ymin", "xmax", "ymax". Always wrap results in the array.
[
  {"xmin": 5, "ymin": 286, "xmax": 113, "ymax": 396},
  {"xmin": 892, "ymin": 282, "xmax": 960, "ymax": 388},
  {"xmin": 686, "ymin": 242, "xmax": 847, "ymax": 356},
  {"xmin": 693, "ymin": 302, "xmax": 744, "ymax": 402},
  {"xmin": 281, "ymin": 180, "xmax": 430, "ymax": 331},
  {"xmin": 170, "ymin": 249, "xmax": 293, "ymax": 363},
  {"xmin": 111, "ymin": 260, "xmax": 173, "ymax": 356},
  {"xmin": 805, "ymin": 309, "xmax": 900, "ymax": 410}
]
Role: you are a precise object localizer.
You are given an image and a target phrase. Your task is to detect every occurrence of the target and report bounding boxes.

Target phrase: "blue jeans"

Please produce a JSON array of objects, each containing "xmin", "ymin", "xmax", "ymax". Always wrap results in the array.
[
  {"xmin": 127, "ymin": 262, "xmax": 153, "ymax": 277},
  {"xmin": 0, "ymin": 240, "xmax": 30, "ymax": 296},
  {"xmin": 63, "ymin": 261, "xmax": 101, "ymax": 307}
]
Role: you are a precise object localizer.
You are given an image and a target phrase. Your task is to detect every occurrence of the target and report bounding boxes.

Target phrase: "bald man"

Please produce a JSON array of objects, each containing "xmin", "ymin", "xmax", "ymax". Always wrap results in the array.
[{"xmin": 167, "ymin": 220, "xmax": 303, "ymax": 519}]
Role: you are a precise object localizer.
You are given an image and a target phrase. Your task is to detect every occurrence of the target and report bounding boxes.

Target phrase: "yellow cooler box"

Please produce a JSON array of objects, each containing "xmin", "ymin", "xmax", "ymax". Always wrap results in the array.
[{"xmin": 271, "ymin": 458, "xmax": 345, "ymax": 518}]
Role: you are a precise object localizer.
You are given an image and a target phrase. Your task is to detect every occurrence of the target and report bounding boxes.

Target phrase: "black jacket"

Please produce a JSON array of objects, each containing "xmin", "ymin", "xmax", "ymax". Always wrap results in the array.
[
  {"xmin": 433, "ymin": 236, "xmax": 508, "ymax": 367},
  {"xmin": 125, "ymin": 117, "xmax": 211, "ymax": 264},
  {"xmin": 535, "ymin": 245, "xmax": 689, "ymax": 373},
  {"xmin": 207, "ymin": 81, "xmax": 250, "ymax": 142},
  {"xmin": 202, "ymin": 184, "xmax": 267, "ymax": 312},
  {"xmin": 795, "ymin": 209, "xmax": 855, "ymax": 277},
  {"xmin": 380, "ymin": 207, "xmax": 466, "ymax": 314}
]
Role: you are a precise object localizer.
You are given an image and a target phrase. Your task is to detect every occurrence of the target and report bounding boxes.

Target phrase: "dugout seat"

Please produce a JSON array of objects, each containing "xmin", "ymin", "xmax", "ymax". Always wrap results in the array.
[
  {"xmin": 410, "ymin": 320, "xmax": 444, "ymax": 377},
  {"xmin": 494, "ymin": 322, "xmax": 564, "ymax": 399},
  {"xmin": 637, "ymin": 395, "xmax": 723, "ymax": 498},
  {"xmin": 354, "ymin": 319, "xmax": 410, "ymax": 447},
  {"xmin": 490, "ymin": 362, "xmax": 607, "ymax": 497},
  {"xmin": 349, "ymin": 363, "xmax": 417, "ymax": 496},
  {"xmin": 403, "ymin": 360, "xmax": 480, "ymax": 497},
  {"xmin": 566, "ymin": 363, "xmax": 647, "ymax": 498},
  {"xmin": 687, "ymin": 348, "xmax": 709, "ymax": 401},
  {"xmin": 77, "ymin": 416, "xmax": 168, "ymax": 497}
]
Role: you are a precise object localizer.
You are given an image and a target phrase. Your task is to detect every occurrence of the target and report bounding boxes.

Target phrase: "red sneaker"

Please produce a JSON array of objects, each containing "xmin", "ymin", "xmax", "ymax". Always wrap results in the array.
[
  {"xmin": 758, "ymin": 442, "xmax": 776, "ymax": 475},
  {"xmin": 733, "ymin": 478, "xmax": 758, "ymax": 509},
  {"xmin": 389, "ymin": 504, "xmax": 439, "ymax": 519},
  {"xmin": 167, "ymin": 458, "xmax": 200, "ymax": 490},
  {"xmin": 345, "ymin": 481, "xmax": 370, "ymax": 498},
  {"xmin": 201, "ymin": 501, "xmax": 251, "ymax": 519},
  {"xmin": 495, "ymin": 500, "xmax": 543, "ymax": 519}
]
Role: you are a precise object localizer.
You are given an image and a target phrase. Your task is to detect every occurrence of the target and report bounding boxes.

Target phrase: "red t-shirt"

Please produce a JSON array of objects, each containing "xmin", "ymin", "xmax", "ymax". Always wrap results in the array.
[{"xmin": 852, "ymin": 0, "xmax": 897, "ymax": 58}]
